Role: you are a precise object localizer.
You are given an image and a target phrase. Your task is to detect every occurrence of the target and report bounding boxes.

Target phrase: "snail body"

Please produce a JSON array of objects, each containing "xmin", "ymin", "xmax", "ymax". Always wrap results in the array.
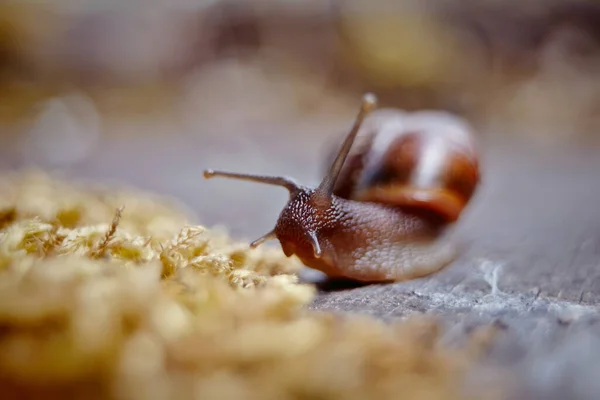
[{"xmin": 204, "ymin": 94, "xmax": 480, "ymax": 283}]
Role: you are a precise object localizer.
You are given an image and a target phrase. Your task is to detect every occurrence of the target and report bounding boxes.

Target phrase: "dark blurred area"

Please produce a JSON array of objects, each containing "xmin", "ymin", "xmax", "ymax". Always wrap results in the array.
[{"xmin": 2, "ymin": 0, "xmax": 600, "ymax": 239}]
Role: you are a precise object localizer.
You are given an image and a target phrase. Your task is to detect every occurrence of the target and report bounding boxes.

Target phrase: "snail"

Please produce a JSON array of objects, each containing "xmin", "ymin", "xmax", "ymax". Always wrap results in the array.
[{"xmin": 204, "ymin": 93, "xmax": 480, "ymax": 283}]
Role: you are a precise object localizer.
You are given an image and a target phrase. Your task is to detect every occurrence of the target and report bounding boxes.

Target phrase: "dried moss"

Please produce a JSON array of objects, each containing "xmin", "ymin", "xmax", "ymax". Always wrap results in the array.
[{"xmin": 0, "ymin": 171, "xmax": 493, "ymax": 400}]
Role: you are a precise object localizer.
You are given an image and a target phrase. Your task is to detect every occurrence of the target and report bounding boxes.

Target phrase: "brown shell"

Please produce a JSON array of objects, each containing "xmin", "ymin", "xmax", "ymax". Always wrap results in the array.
[{"xmin": 328, "ymin": 109, "xmax": 480, "ymax": 223}]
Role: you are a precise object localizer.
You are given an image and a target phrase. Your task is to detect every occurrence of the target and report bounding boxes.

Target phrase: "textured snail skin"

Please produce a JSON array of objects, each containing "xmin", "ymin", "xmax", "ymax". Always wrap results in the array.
[{"xmin": 273, "ymin": 188, "xmax": 456, "ymax": 282}]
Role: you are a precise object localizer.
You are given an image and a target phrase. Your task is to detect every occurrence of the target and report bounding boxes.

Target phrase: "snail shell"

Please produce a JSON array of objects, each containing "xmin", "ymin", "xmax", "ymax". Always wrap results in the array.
[{"xmin": 328, "ymin": 109, "xmax": 480, "ymax": 224}]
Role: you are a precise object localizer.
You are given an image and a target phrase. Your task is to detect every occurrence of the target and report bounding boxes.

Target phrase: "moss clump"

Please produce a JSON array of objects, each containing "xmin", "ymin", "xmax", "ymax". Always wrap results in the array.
[{"xmin": 0, "ymin": 171, "xmax": 493, "ymax": 400}]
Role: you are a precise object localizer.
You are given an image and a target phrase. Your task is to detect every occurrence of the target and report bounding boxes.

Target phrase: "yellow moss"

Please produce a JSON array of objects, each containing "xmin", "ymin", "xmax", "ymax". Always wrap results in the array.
[{"xmin": 0, "ymin": 170, "xmax": 498, "ymax": 400}]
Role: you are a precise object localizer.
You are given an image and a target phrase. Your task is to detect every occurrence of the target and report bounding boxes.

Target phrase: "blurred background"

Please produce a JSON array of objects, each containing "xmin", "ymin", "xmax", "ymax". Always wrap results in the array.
[{"xmin": 2, "ymin": 0, "xmax": 600, "ymax": 241}]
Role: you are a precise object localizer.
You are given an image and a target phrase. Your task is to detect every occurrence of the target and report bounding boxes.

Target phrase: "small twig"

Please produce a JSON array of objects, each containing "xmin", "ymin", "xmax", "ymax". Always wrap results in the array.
[{"xmin": 90, "ymin": 205, "xmax": 124, "ymax": 258}]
